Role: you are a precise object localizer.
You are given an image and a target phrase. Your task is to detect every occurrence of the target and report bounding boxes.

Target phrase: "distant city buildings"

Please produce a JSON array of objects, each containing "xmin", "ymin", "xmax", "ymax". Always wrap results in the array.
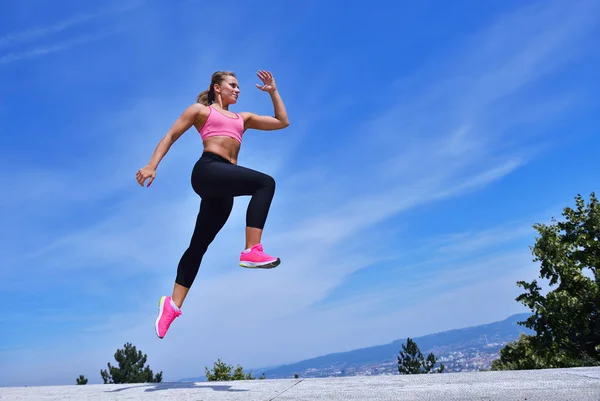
[{"xmin": 287, "ymin": 342, "xmax": 510, "ymax": 378}]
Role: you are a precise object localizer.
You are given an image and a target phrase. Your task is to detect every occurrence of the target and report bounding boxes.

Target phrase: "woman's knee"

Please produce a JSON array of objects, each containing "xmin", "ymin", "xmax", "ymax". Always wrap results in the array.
[{"xmin": 260, "ymin": 173, "xmax": 276, "ymax": 192}]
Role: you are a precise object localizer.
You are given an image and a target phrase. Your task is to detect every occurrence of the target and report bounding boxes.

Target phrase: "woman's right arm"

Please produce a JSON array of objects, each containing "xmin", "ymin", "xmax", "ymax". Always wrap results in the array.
[
  {"xmin": 147, "ymin": 104, "xmax": 205, "ymax": 169},
  {"xmin": 136, "ymin": 104, "xmax": 205, "ymax": 187}
]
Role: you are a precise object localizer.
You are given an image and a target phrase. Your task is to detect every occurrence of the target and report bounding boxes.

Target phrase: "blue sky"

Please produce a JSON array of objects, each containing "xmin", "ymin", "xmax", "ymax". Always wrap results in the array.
[{"xmin": 1, "ymin": 0, "xmax": 599, "ymax": 387}]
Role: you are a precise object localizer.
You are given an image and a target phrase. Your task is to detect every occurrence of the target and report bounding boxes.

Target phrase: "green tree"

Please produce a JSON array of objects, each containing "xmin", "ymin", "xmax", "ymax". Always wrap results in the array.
[
  {"xmin": 76, "ymin": 375, "xmax": 88, "ymax": 385},
  {"xmin": 232, "ymin": 365, "xmax": 255, "ymax": 380},
  {"xmin": 397, "ymin": 337, "xmax": 444, "ymax": 374},
  {"xmin": 100, "ymin": 342, "xmax": 163, "ymax": 384},
  {"xmin": 493, "ymin": 193, "xmax": 600, "ymax": 370},
  {"xmin": 205, "ymin": 359, "xmax": 255, "ymax": 381}
]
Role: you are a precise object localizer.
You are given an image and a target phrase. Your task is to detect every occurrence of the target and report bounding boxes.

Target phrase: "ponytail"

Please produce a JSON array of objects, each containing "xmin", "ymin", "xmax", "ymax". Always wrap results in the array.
[{"xmin": 196, "ymin": 86, "xmax": 214, "ymax": 105}]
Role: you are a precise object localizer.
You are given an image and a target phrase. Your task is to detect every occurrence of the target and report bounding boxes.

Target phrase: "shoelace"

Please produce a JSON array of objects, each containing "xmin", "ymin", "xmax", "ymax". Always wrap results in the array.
[{"xmin": 256, "ymin": 249, "xmax": 271, "ymax": 258}]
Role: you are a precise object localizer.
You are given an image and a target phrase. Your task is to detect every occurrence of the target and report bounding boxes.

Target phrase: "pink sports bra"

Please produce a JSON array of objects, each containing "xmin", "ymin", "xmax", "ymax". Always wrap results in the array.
[{"xmin": 197, "ymin": 105, "xmax": 245, "ymax": 143}]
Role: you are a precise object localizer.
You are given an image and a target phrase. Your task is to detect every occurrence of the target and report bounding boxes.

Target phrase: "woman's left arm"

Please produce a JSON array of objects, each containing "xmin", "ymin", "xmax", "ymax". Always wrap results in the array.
[{"xmin": 242, "ymin": 70, "xmax": 290, "ymax": 131}]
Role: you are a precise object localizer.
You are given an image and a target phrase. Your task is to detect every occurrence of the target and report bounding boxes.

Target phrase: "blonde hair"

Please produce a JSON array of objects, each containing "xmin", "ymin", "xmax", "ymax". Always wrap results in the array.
[{"xmin": 197, "ymin": 71, "xmax": 236, "ymax": 105}]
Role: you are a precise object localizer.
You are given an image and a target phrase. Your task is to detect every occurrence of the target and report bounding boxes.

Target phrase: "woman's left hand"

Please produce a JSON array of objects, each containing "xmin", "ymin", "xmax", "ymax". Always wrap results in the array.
[{"xmin": 255, "ymin": 70, "xmax": 277, "ymax": 93}]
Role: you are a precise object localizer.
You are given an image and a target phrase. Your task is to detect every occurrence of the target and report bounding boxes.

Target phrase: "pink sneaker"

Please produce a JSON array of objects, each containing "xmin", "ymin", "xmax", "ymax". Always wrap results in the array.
[
  {"xmin": 155, "ymin": 296, "xmax": 182, "ymax": 339},
  {"xmin": 239, "ymin": 244, "xmax": 280, "ymax": 269}
]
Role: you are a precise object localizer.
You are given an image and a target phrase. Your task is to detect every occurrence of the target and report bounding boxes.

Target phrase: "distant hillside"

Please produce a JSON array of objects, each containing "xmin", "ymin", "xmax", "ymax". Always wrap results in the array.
[
  {"xmin": 179, "ymin": 313, "xmax": 533, "ymax": 381},
  {"xmin": 260, "ymin": 313, "xmax": 533, "ymax": 378}
]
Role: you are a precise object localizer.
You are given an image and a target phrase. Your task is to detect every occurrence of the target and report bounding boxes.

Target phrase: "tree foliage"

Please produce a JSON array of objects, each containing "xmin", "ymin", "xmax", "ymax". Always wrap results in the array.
[
  {"xmin": 493, "ymin": 193, "xmax": 600, "ymax": 370},
  {"xmin": 76, "ymin": 375, "xmax": 88, "ymax": 385},
  {"xmin": 397, "ymin": 337, "xmax": 445, "ymax": 374},
  {"xmin": 100, "ymin": 342, "xmax": 163, "ymax": 384},
  {"xmin": 205, "ymin": 359, "xmax": 255, "ymax": 381}
]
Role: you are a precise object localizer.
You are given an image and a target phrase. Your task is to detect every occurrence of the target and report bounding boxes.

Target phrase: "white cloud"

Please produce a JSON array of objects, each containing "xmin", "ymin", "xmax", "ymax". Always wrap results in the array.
[
  {"xmin": 0, "ymin": 1, "xmax": 146, "ymax": 65},
  {"xmin": 0, "ymin": 222, "xmax": 538, "ymax": 385},
  {"xmin": 0, "ymin": 28, "xmax": 128, "ymax": 65},
  {"xmin": 137, "ymin": 0, "xmax": 597, "ymax": 377},
  {"xmin": 2, "ymin": 0, "xmax": 598, "ymax": 387},
  {"xmin": 0, "ymin": 1, "xmax": 144, "ymax": 50}
]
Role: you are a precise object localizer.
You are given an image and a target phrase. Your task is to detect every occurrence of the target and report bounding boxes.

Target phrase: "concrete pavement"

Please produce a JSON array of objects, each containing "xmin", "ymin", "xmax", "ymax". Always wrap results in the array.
[{"xmin": 1, "ymin": 366, "xmax": 599, "ymax": 400}]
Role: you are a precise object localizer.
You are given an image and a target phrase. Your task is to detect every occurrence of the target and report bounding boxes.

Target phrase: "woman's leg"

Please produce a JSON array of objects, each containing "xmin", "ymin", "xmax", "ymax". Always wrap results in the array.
[
  {"xmin": 193, "ymin": 158, "xmax": 276, "ymax": 234},
  {"xmin": 155, "ymin": 196, "xmax": 233, "ymax": 339},
  {"xmin": 155, "ymin": 154, "xmax": 278, "ymax": 339},
  {"xmin": 172, "ymin": 196, "xmax": 234, "ymax": 307},
  {"xmin": 192, "ymin": 156, "xmax": 279, "ymax": 267}
]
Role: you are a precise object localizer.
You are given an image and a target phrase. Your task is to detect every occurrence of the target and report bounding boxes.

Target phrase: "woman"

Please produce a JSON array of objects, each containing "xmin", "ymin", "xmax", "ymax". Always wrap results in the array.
[{"xmin": 135, "ymin": 70, "xmax": 290, "ymax": 339}]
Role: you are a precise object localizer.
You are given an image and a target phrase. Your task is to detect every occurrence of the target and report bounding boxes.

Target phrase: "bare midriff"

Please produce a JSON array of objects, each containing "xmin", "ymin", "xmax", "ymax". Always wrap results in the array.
[{"xmin": 201, "ymin": 135, "xmax": 242, "ymax": 164}]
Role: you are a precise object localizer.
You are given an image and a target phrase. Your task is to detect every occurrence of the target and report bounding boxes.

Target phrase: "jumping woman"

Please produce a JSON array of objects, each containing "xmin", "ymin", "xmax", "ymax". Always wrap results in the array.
[{"xmin": 135, "ymin": 70, "xmax": 290, "ymax": 339}]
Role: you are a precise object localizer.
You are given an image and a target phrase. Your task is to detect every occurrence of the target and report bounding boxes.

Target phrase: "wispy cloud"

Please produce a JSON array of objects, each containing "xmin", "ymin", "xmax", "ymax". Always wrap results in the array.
[
  {"xmin": 0, "ymin": 221, "xmax": 537, "ymax": 385},
  {"xmin": 0, "ymin": 0, "xmax": 145, "ymax": 65},
  {"xmin": 0, "ymin": 1, "xmax": 142, "ymax": 49},
  {"xmin": 147, "ymin": 0, "xmax": 597, "ymax": 368},
  {"xmin": 0, "ymin": 28, "xmax": 127, "ymax": 65},
  {"xmin": 2, "ymin": 0, "xmax": 598, "ymax": 387}
]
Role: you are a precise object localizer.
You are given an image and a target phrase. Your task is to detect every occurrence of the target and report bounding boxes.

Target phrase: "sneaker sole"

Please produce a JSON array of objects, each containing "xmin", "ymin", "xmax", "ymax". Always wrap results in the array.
[
  {"xmin": 155, "ymin": 296, "xmax": 166, "ymax": 339},
  {"xmin": 239, "ymin": 258, "xmax": 281, "ymax": 269}
]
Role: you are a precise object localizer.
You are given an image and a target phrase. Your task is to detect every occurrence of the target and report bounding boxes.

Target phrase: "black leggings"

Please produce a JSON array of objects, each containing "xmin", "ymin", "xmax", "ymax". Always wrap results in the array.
[{"xmin": 175, "ymin": 151, "xmax": 276, "ymax": 288}]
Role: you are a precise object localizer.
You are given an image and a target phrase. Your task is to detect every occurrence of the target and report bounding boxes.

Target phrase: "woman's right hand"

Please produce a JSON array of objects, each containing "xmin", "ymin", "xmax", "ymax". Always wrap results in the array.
[
  {"xmin": 136, "ymin": 165, "xmax": 156, "ymax": 187},
  {"xmin": 255, "ymin": 70, "xmax": 277, "ymax": 93}
]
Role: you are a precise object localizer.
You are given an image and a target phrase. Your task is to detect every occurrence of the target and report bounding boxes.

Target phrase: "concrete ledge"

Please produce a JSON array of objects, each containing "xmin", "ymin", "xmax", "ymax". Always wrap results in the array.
[{"xmin": 2, "ymin": 367, "xmax": 599, "ymax": 400}]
